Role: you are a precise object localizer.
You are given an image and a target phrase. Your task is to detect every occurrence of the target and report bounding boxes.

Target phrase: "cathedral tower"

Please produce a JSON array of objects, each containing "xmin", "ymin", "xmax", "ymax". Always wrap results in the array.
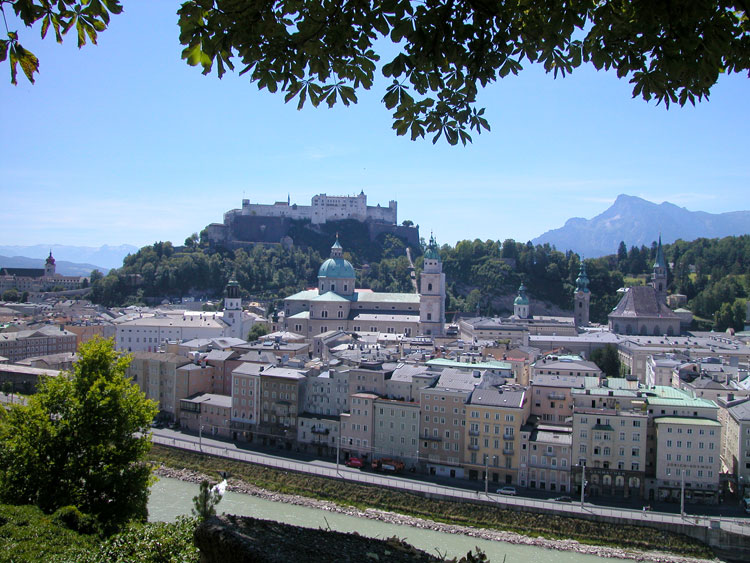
[
  {"xmin": 419, "ymin": 234, "xmax": 445, "ymax": 337},
  {"xmin": 513, "ymin": 283, "xmax": 530, "ymax": 319},
  {"xmin": 223, "ymin": 279, "xmax": 243, "ymax": 338},
  {"xmin": 44, "ymin": 251, "xmax": 56, "ymax": 277},
  {"xmin": 574, "ymin": 261, "xmax": 590, "ymax": 327},
  {"xmin": 652, "ymin": 235, "xmax": 667, "ymax": 302}
]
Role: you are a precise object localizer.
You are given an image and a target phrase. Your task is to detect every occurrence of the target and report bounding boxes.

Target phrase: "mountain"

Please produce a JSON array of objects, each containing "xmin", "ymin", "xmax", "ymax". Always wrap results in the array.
[
  {"xmin": 532, "ymin": 195, "xmax": 750, "ymax": 257},
  {"xmin": 0, "ymin": 244, "xmax": 137, "ymax": 271},
  {"xmin": 0, "ymin": 255, "xmax": 108, "ymax": 277}
]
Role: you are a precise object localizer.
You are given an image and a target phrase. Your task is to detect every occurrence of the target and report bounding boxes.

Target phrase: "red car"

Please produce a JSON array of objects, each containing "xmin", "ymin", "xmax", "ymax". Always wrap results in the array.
[{"xmin": 345, "ymin": 457, "xmax": 364, "ymax": 468}]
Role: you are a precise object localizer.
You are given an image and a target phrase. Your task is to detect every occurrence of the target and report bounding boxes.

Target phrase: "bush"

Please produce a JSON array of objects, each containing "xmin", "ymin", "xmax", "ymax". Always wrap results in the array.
[
  {"xmin": 0, "ymin": 504, "xmax": 94, "ymax": 562},
  {"xmin": 58, "ymin": 517, "xmax": 200, "ymax": 563},
  {"xmin": 52, "ymin": 506, "xmax": 99, "ymax": 535}
]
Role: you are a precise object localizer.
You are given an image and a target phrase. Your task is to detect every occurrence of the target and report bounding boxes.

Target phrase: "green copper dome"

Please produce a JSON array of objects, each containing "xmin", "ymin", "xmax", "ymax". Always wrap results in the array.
[
  {"xmin": 318, "ymin": 236, "xmax": 355, "ymax": 279},
  {"xmin": 514, "ymin": 283, "xmax": 529, "ymax": 305},
  {"xmin": 318, "ymin": 257, "xmax": 355, "ymax": 278},
  {"xmin": 575, "ymin": 261, "xmax": 590, "ymax": 293},
  {"xmin": 424, "ymin": 234, "xmax": 441, "ymax": 261}
]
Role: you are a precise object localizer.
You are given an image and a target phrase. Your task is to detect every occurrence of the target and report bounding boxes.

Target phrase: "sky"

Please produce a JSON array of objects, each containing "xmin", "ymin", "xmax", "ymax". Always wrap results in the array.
[{"xmin": 1, "ymin": 3, "xmax": 749, "ymax": 251}]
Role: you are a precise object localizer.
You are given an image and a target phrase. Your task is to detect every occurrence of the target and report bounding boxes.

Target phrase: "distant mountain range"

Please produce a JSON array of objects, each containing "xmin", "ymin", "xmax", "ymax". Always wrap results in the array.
[
  {"xmin": 532, "ymin": 195, "xmax": 750, "ymax": 257},
  {"xmin": 0, "ymin": 244, "xmax": 137, "ymax": 272},
  {"xmin": 0, "ymin": 255, "xmax": 109, "ymax": 277}
]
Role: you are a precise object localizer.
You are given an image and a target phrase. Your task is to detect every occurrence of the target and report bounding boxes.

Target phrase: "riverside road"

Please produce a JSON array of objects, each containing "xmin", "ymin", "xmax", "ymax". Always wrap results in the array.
[{"xmin": 151, "ymin": 428, "xmax": 750, "ymax": 537}]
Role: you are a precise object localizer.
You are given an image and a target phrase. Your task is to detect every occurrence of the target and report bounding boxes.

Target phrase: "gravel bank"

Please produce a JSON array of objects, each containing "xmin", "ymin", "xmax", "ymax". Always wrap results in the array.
[{"xmin": 153, "ymin": 465, "xmax": 720, "ymax": 563}]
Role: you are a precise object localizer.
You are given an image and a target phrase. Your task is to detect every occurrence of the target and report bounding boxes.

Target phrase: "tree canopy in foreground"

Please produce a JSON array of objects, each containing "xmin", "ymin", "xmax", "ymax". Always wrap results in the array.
[
  {"xmin": 5, "ymin": 1, "xmax": 749, "ymax": 144},
  {"xmin": 0, "ymin": 337, "xmax": 157, "ymax": 532}
]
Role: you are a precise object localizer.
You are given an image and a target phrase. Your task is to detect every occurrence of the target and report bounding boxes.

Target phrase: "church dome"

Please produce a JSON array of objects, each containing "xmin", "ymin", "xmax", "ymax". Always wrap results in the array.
[
  {"xmin": 514, "ymin": 283, "xmax": 529, "ymax": 305},
  {"xmin": 318, "ymin": 257, "xmax": 355, "ymax": 279},
  {"xmin": 424, "ymin": 234, "xmax": 441, "ymax": 261},
  {"xmin": 45, "ymin": 251, "xmax": 55, "ymax": 265},
  {"xmin": 318, "ymin": 236, "xmax": 355, "ymax": 279}
]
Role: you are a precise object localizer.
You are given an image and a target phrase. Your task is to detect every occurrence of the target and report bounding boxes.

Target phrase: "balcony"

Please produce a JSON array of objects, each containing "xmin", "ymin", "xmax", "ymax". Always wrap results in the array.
[
  {"xmin": 468, "ymin": 444, "xmax": 480, "ymax": 451},
  {"xmin": 503, "ymin": 448, "xmax": 514, "ymax": 455},
  {"xmin": 311, "ymin": 427, "xmax": 330, "ymax": 435},
  {"xmin": 503, "ymin": 433, "xmax": 515, "ymax": 441},
  {"xmin": 422, "ymin": 434, "xmax": 442, "ymax": 442},
  {"xmin": 548, "ymin": 393, "xmax": 566, "ymax": 400},
  {"xmin": 469, "ymin": 429, "xmax": 480, "ymax": 436}
]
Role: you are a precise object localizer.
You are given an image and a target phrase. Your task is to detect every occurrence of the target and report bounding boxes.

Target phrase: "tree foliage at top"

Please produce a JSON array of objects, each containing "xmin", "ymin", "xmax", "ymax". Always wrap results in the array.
[
  {"xmin": 0, "ymin": 337, "xmax": 157, "ymax": 533},
  {"xmin": 177, "ymin": 0, "xmax": 750, "ymax": 144},
  {"xmin": 0, "ymin": 0, "xmax": 122, "ymax": 84},
  {"xmin": 6, "ymin": 1, "xmax": 749, "ymax": 144}
]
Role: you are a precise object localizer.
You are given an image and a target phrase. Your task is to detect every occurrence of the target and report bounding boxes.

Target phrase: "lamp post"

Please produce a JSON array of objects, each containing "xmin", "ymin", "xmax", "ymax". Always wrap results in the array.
[
  {"xmin": 484, "ymin": 455, "xmax": 498, "ymax": 495},
  {"xmin": 680, "ymin": 469, "xmax": 685, "ymax": 517},
  {"xmin": 580, "ymin": 463, "xmax": 587, "ymax": 509},
  {"xmin": 336, "ymin": 435, "xmax": 341, "ymax": 472},
  {"xmin": 198, "ymin": 413, "xmax": 204, "ymax": 452}
]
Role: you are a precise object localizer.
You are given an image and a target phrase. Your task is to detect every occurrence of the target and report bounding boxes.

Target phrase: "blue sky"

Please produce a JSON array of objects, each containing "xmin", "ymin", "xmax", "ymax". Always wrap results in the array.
[{"xmin": 2, "ymin": 3, "xmax": 749, "ymax": 250}]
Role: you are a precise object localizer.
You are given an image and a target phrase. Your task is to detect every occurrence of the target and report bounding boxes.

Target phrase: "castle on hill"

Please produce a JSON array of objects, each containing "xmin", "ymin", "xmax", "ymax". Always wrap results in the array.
[{"xmin": 206, "ymin": 192, "xmax": 418, "ymax": 250}]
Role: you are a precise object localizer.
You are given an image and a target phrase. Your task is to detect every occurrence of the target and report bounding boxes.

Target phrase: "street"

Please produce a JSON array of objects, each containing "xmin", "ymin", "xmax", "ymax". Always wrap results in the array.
[{"xmin": 151, "ymin": 427, "xmax": 750, "ymax": 535}]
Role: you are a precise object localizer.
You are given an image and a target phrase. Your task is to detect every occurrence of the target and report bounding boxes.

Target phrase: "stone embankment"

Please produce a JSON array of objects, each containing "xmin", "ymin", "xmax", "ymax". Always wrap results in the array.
[{"xmin": 154, "ymin": 465, "xmax": 719, "ymax": 563}]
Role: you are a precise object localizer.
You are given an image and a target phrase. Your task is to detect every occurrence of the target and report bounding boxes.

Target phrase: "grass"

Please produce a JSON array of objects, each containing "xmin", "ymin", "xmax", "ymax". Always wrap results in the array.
[{"xmin": 148, "ymin": 445, "xmax": 714, "ymax": 559}]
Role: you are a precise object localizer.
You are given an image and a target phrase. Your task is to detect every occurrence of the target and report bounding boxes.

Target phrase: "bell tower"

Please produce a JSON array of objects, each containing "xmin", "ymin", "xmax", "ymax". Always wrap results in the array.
[
  {"xmin": 224, "ymin": 279, "xmax": 243, "ymax": 338},
  {"xmin": 652, "ymin": 235, "xmax": 667, "ymax": 302},
  {"xmin": 419, "ymin": 234, "xmax": 445, "ymax": 337},
  {"xmin": 574, "ymin": 260, "xmax": 590, "ymax": 327},
  {"xmin": 44, "ymin": 251, "xmax": 56, "ymax": 277}
]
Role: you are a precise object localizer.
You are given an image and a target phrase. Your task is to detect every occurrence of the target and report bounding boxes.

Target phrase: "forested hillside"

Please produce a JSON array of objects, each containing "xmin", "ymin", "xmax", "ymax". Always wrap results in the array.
[{"xmin": 89, "ymin": 232, "xmax": 750, "ymax": 331}]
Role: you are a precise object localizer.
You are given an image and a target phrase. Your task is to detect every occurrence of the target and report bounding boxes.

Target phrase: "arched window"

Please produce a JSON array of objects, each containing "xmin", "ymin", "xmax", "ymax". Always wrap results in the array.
[
  {"xmin": 428, "ymin": 283, "xmax": 433, "ymax": 291},
  {"xmin": 640, "ymin": 325, "xmax": 647, "ymax": 335},
  {"xmin": 603, "ymin": 475, "xmax": 612, "ymax": 486},
  {"xmin": 615, "ymin": 476, "xmax": 625, "ymax": 488},
  {"xmin": 653, "ymin": 325, "xmax": 661, "ymax": 336}
]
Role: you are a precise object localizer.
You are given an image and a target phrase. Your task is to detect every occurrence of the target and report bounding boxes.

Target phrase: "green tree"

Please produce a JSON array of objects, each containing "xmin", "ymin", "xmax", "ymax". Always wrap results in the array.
[
  {"xmin": 590, "ymin": 344, "xmax": 621, "ymax": 378},
  {"xmin": 177, "ymin": 0, "xmax": 750, "ymax": 144},
  {"xmin": 9, "ymin": 2, "xmax": 749, "ymax": 144},
  {"xmin": 0, "ymin": 337, "xmax": 157, "ymax": 532},
  {"xmin": 247, "ymin": 323, "xmax": 270, "ymax": 341},
  {"xmin": 2, "ymin": 288, "xmax": 19, "ymax": 302},
  {"xmin": 191, "ymin": 479, "xmax": 223, "ymax": 521},
  {"xmin": 1, "ymin": 0, "xmax": 123, "ymax": 84}
]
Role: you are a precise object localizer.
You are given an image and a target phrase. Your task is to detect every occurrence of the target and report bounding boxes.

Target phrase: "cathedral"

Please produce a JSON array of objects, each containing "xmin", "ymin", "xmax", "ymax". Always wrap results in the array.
[
  {"xmin": 283, "ymin": 236, "xmax": 445, "ymax": 338},
  {"xmin": 608, "ymin": 237, "xmax": 680, "ymax": 336}
]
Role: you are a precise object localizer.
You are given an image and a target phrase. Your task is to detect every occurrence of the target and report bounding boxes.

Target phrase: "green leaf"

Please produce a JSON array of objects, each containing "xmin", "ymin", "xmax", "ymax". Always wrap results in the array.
[{"xmin": 9, "ymin": 42, "xmax": 39, "ymax": 85}]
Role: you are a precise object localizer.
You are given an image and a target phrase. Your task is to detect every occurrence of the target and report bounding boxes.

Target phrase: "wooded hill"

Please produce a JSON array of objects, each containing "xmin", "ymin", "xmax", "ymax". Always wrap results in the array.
[{"xmin": 89, "ymin": 230, "xmax": 750, "ymax": 331}]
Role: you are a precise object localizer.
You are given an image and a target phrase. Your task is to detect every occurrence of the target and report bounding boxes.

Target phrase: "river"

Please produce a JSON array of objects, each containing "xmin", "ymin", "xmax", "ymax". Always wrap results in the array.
[{"xmin": 148, "ymin": 476, "xmax": 633, "ymax": 563}]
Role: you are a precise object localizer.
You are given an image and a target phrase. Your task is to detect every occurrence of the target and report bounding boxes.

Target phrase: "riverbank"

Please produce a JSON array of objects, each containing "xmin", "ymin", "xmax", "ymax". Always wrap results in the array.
[{"xmin": 152, "ymin": 462, "xmax": 720, "ymax": 563}]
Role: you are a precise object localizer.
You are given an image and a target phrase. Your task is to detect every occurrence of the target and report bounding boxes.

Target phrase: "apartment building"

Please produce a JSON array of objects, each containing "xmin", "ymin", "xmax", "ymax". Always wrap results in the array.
[
  {"xmin": 419, "ymin": 369, "xmax": 476, "ymax": 478},
  {"xmin": 653, "ymin": 417, "xmax": 722, "ymax": 503},
  {"xmin": 463, "ymin": 384, "xmax": 529, "ymax": 486},
  {"xmin": 340, "ymin": 392, "xmax": 378, "ymax": 460},
  {"xmin": 519, "ymin": 420, "xmax": 573, "ymax": 493},
  {"xmin": 373, "ymin": 397, "xmax": 420, "ymax": 466}
]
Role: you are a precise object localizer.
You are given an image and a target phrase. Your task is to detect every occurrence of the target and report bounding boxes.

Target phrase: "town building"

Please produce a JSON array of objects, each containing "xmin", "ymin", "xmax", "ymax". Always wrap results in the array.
[
  {"xmin": 0, "ymin": 252, "xmax": 85, "ymax": 293},
  {"xmin": 608, "ymin": 237, "xmax": 681, "ymax": 336},
  {"xmin": 653, "ymin": 417, "xmax": 722, "ymax": 503},
  {"xmin": 419, "ymin": 369, "xmax": 477, "ymax": 478},
  {"xmin": 717, "ymin": 396, "xmax": 750, "ymax": 496},
  {"xmin": 0, "ymin": 325, "xmax": 77, "ymax": 362},
  {"xmin": 519, "ymin": 420, "xmax": 573, "ymax": 493},
  {"xmin": 463, "ymin": 383, "xmax": 530, "ymax": 486},
  {"xmin": 283, "ymin": 236, "xmax": 444, "ymax": 338}
]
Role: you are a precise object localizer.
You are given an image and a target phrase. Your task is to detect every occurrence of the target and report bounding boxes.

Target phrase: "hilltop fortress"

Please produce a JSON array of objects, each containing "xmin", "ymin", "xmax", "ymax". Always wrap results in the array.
[{"xmin": 206, "ymin": 192, "xmax": 418, "ymax": 250}]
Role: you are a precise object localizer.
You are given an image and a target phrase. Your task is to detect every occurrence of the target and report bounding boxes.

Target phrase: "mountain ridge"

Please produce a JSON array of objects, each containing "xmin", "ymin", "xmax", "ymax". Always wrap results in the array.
[
  {"xmin": 532, "ymin": 195, "xmax": 750, "ymax": 257},
  {"xmin": 0, "ymin": 244, "xmax": 136, "ymax": 271}
]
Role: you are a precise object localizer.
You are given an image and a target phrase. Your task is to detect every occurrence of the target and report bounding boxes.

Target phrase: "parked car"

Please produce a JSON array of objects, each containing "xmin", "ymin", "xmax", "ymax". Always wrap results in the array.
[
  {"xmin": 553, "ymin": 496, "xmax": 573, "ymax": 502},
  {"xmin": 496, "ymin": 486, "xmax": 517, "ymax": 496},
  {"xmin": 344, "ymin": 457, "xmax": 364, "ymax": 469}
]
